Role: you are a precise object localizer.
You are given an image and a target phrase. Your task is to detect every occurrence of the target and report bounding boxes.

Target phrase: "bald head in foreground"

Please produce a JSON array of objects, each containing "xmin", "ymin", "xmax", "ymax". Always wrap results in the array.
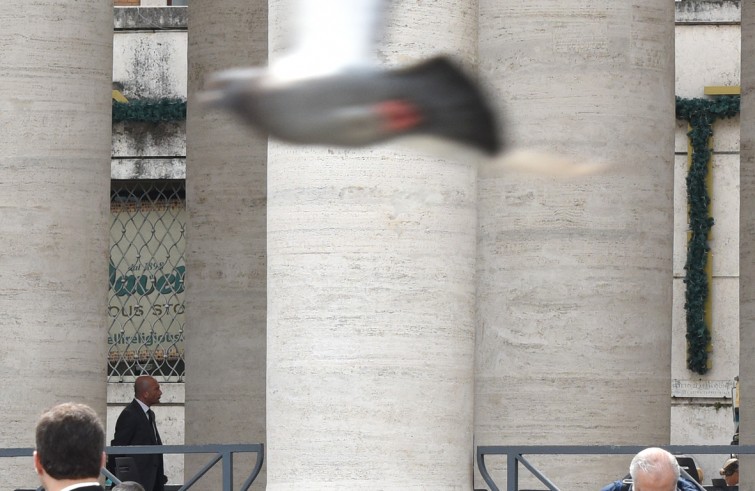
[
  {"xmin": 600, "ymin": 447, "xmax": 702, "ymax": 491},
  {"xmin": 113, "ymin": 481, "xmax": 146, "ymax": 491}
]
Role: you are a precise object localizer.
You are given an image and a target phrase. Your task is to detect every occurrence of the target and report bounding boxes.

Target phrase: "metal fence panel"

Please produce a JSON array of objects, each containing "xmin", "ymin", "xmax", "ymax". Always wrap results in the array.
[{"xmin": 109, "ymin": 179, "xmax": 185, "ymax": 382}]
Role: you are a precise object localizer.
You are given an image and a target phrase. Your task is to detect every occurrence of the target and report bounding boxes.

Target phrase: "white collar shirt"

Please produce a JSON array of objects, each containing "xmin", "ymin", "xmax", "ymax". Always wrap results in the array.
[
  {"xmin": 60, "ymin": 482, "xmax": 101, "ymax": 491},
  {"xmin": 136, "ymin": 398, "xmax": 150, "ymax": 416}
]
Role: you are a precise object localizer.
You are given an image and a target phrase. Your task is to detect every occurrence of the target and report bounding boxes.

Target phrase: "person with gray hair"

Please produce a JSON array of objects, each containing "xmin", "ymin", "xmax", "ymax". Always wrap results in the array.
[
  {"xmin": 113, "ymin": 481, "xmax": 146, "ymax": 491},
  {"xmin": 600, "ymin": 447, "xmax": 701, "ymax": 491}
]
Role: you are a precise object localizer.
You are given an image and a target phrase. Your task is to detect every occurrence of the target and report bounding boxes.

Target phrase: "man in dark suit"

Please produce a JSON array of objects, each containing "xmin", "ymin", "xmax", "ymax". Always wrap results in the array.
[
  {"xmin": 33, "ymin": 402, "xmax": 106, "ymax": 491},
  {"xmin": 110, "ymin": 376, "xmax": 167, "ymax": 491}
]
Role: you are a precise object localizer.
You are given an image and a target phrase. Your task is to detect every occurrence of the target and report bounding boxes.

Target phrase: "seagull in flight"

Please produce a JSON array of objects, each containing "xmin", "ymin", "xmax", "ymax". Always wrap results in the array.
[{"xmin": 198, "ymin": 0, "xmax": 502, "ymax": 155}]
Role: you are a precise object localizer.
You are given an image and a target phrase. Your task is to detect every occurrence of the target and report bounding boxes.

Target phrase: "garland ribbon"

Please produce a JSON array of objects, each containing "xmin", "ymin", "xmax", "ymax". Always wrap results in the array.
[
  {"xmin": 675, "ymin": 95, "xmax": 739, "ymax": 375},
  {"xmin": 113, "ymin": 98, "xmax": 186, "ymax": 123}
]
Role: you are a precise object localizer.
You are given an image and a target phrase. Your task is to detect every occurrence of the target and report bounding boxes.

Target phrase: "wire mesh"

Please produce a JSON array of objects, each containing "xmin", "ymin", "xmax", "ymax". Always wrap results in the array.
[{"xmin": 108, "ymin": 179, "xmax": 186, "ymax": 382}]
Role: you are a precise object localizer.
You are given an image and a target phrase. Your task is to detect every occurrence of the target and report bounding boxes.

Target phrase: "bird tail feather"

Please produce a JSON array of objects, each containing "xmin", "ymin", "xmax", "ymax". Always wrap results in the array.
[{"xmin": 396, "ymin": 57, "xmax": 502, "ymax": 155}]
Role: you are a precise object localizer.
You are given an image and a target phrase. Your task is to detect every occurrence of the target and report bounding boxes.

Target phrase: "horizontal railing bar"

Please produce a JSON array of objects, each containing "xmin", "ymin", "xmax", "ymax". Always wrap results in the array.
[
  {"xmin": 0, "ymin": 449, "xmax": 32, "ymax": 458},
  {"xmin": 106, "ymin": 444, "xmax": 263, "ymax": 455},
  {"xmin": 477, "ymin": 444, "xmax": 753, "ymax": 455},
  {"xmin": 1, "ymin": 444, "xmax": 263, "ymax": 458}
]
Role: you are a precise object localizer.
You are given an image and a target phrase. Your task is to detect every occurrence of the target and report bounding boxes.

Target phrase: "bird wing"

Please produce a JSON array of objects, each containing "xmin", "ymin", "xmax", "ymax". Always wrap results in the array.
[{"xmin": 271, "ymin": 0, "xmax": 386, "ymax": 80}]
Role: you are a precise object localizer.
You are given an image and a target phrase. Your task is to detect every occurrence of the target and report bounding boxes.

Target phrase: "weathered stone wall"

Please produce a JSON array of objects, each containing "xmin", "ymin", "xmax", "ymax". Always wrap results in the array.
[
  {"xmin": 672, "ymin": 0, "xmax": 741, "ymax": 483},
  {"xmin": 676, "ymin": 0, "xmax": 740, "ymax": 24},
  {"xmin": 112, "ymin": 7, "xmax": 186, "ymax": 179}
]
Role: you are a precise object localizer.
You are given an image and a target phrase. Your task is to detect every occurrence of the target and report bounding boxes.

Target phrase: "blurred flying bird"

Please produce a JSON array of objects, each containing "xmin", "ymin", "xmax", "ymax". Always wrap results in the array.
[{"xmin": 198, "ymin": 0, "xmax": 501, "ymax": 155}]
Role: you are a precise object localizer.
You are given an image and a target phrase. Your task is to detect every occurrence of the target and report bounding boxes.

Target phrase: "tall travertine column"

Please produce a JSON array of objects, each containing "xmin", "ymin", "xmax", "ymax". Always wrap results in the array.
[
  {"xmin": 476, "ymin": 2, "xmax": 675, "ymax": 489},
  {"xmin": 266, "ymin": 1, "xmax": 478, "ymax": 489},
  {"xmin": 0, "ymin": 1, "xmax": 112, "ymax": 486},
  {"xmin": 740, "ymin": 2, "xmax": 755, "ymax": 490},
  {"xmin": 184, "ymin": 1, "xmax": 267, "ymax": 489}
]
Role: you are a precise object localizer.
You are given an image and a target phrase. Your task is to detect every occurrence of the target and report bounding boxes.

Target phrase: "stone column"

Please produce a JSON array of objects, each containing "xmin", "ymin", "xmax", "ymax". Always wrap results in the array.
[
  {"xmin": 740, "ymin": 2, "xmax": 755, "ymax": 489},
  {"xmin": 0, "ymin": 1, "xmax": 112, "ymax": 486},
  {"xmin": 184, "ymin": 0, "xmax": 268, "ymax": 489},
  {"xmin": 265, "ymin": 1, "xmax": 478, "ymax": 489},
  {"xmin": 476, "ymin": 2, "xmax": 676, "ymax": 488}
]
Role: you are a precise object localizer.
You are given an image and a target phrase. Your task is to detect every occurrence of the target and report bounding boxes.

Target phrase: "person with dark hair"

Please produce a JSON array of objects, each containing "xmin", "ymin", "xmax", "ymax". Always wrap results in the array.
[
  {"xmin": 109, "ymin": 375, "xmax": 167, "ymax": 491},
  {"xmin": 33, "ymin": 402, "xmax": 106, "ymax": 491}
]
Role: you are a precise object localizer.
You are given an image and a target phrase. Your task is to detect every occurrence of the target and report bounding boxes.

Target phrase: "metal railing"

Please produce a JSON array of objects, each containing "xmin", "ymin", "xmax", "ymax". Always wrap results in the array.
[
  {"xmin": 476, "ymin": 444, "xmax": 750, "ymax": 491},
  {"xmin": 2, "ymin": 443, "xmax": 263, "ymax": 491}
]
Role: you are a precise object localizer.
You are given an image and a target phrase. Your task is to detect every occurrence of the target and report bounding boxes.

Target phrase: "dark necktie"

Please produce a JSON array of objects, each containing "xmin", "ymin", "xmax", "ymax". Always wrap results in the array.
[{"xmin": 147, "ymin": 409, "xmax": 162, "ymax": 445}]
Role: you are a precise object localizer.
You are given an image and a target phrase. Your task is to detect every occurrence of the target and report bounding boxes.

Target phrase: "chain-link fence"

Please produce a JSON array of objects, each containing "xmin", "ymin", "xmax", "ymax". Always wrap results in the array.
[{"xmin": 108, "ymin": 179, "xmax": 185, "ymax": 382}]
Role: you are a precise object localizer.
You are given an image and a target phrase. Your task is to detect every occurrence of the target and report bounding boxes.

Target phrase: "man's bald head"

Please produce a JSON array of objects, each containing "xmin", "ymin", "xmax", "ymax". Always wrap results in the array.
[
  {"xmin": 134, "ymin": 375, "xmax": 162, "ymax": 407},
  {"xmin": 630, "ymin": 448, "xmax": 680, "ymax": 491}
]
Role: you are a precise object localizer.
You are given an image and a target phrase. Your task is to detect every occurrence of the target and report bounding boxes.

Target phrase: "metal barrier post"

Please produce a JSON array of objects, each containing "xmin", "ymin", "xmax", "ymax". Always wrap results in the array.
[
  {"xmin": 223, "ymin": 450, "xmax": 233, "ymax": 491},
  {"xmin": 506, "ymin": 452, "xmax": 516, "ymax": 491}
]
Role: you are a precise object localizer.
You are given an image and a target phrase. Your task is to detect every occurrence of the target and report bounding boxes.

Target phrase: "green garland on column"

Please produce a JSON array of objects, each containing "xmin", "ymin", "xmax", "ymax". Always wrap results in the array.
[
  {"xmin": 112, "ymin": 98, "xmax": 187, "ymax": 123},
  {"xmin": 675, "ymin": 95, "xmax": 739, "ymax": 375}
]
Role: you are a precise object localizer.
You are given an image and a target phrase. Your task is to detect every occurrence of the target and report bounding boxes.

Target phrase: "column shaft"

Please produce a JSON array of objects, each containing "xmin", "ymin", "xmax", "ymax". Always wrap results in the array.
[
  {"xmin": 184, "ymin": 0, "xmax": 268, "ymax": 489},
  {"xmin": 0, "ymin": 1, "xmax": 112, "ymax": 485},
  {"xmin": 266, "ymin": 1, "xmax": 478, "ymax": 488},
  {"xmin": 476, "ymin": 2, "xmax": 676, "ymax": 488}
]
